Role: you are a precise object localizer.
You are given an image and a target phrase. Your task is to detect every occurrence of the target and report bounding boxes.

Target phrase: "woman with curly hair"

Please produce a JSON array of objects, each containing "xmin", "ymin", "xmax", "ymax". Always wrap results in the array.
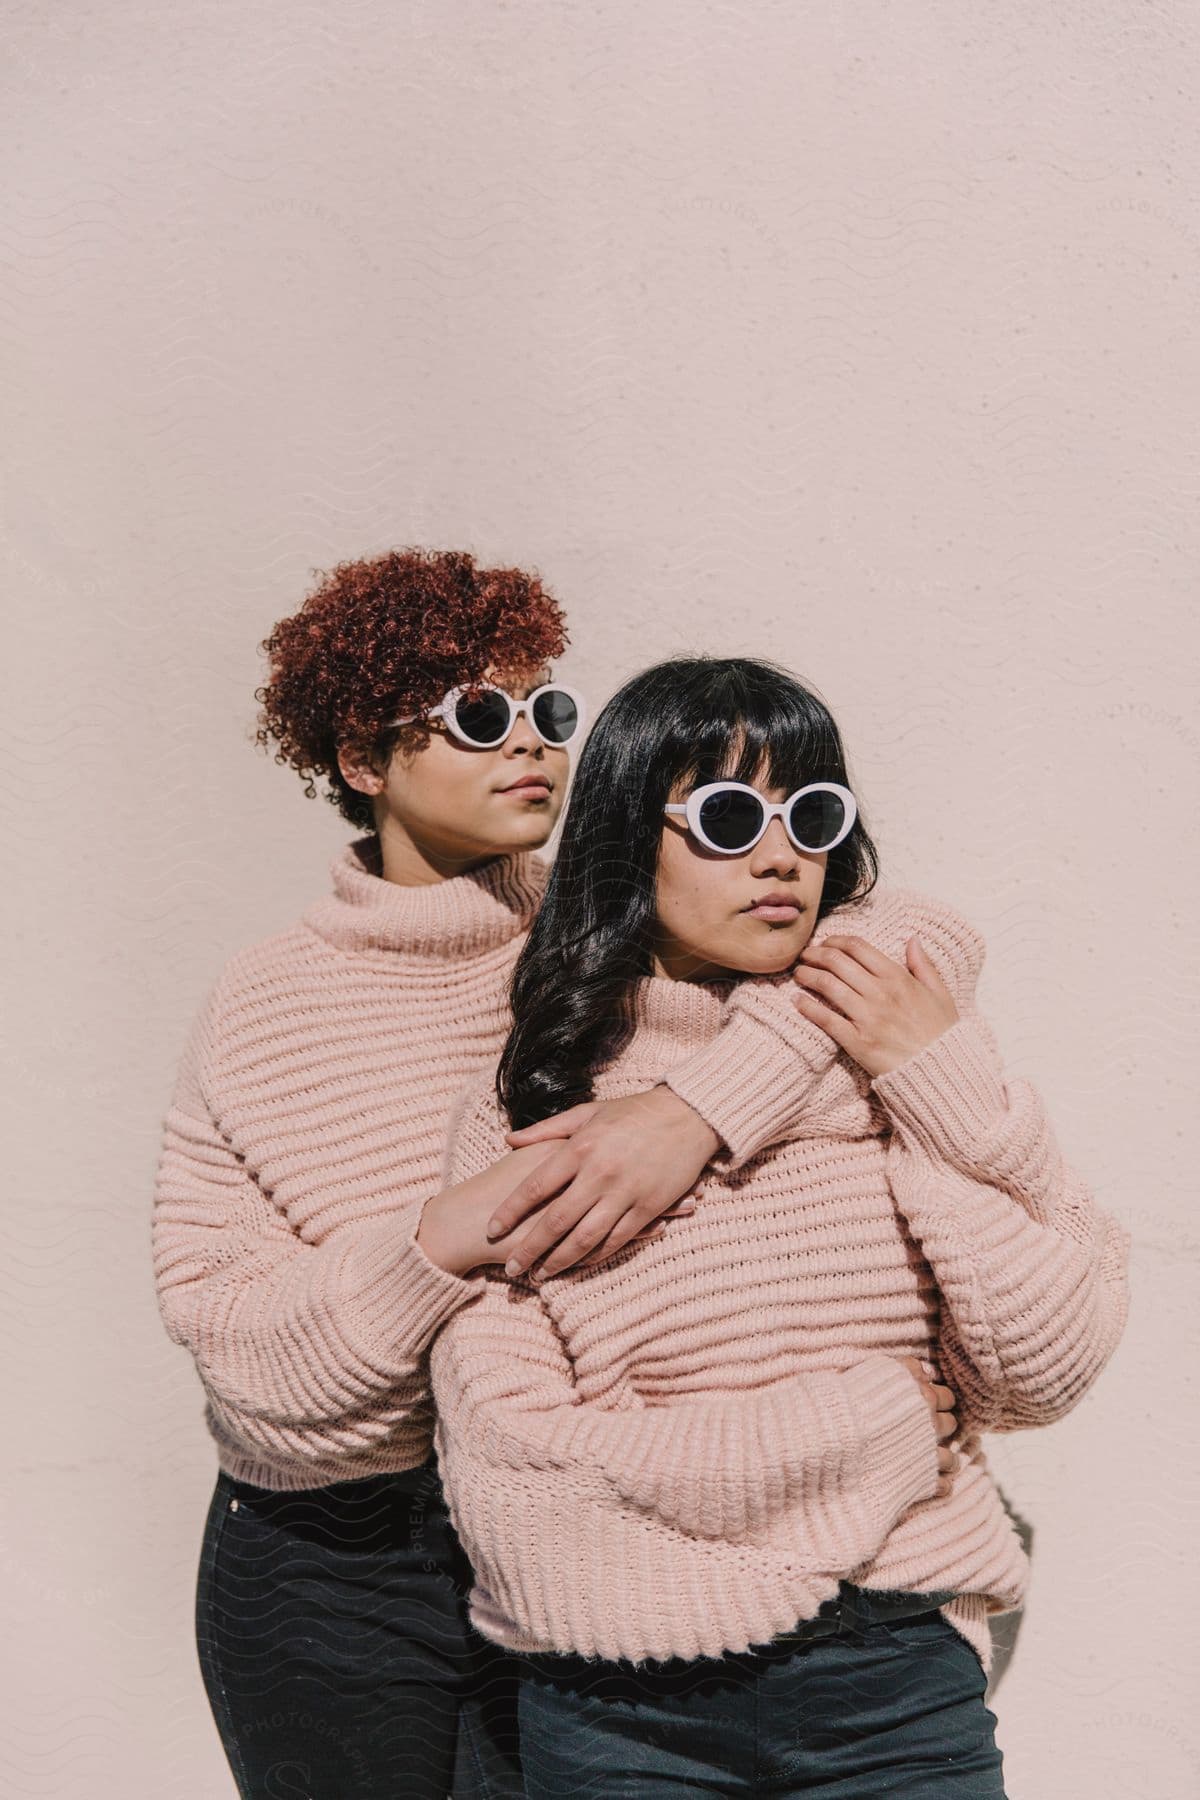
[
  {"xmin": 428, "ymin": 654, "xmax": 1131, "ymax": 1797},
  {"xmin": 151, "ymin": 553, "xmax": 834, "ymax": 1798}
]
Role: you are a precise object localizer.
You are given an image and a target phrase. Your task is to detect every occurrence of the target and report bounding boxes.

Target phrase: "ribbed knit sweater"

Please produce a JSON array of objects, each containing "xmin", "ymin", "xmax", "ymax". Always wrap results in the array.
[
  {"xmin": 429, "ymin": 888, "xmax": 1131, "ymax": 1674},
  {"xmin": 151, "ymin": 836, "xmax": 853, "ymax": 1490}
]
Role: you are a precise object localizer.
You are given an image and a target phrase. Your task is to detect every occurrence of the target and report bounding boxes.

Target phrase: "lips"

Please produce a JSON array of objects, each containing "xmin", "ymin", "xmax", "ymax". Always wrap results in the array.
[
  {"xmin": 744, "ymin": 892, "xmax": 800, "ymax": 912},
  {"xmin": 498, "ymin": 775, "xmax": 553, "ymax": 794}
]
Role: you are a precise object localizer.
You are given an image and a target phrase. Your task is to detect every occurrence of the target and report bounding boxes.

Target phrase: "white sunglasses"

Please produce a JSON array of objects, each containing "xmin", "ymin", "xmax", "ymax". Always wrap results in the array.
[
  {"xmin": 389, "ymin": 681, "xmax": 586, "ymax": 750},
  {"xmin": 664, "ymin": 779, "xmax": 857, "ymax": 855}
]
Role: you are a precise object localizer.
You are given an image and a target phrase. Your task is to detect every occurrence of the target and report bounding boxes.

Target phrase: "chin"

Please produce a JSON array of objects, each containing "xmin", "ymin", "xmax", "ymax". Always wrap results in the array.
[
  {"xmin": 688, "ymin": 950, "xmax": 789, "ymax": 980},
  {"xmin": 750, "ymin": 950, "xmax": 802, "ymax": 975},
  {"xmin": 496, "ymin": 812, "xmax": 559, "ymax": 847},
  {"xmin": 729, "ymin": 933, "xmax": 805, "ymax": 976}
]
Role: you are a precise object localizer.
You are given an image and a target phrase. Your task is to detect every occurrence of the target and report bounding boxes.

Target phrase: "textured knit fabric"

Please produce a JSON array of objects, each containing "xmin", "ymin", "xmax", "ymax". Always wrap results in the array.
[
  {"xmin": 151, "ymin": 836, "xmax": 844, "ymax": 1491},
  {"xmin": 429, "ymin": 886, "xmax": 1131, "ymax": 1674}
]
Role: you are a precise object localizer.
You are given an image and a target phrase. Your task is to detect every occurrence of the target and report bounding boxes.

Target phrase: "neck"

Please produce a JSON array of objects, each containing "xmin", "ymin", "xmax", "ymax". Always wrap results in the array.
[
  {"xmin": 374, "ymin": 810, "xmax": 498, "ymax": 888},
  {"xmin": 302, "ymin": 833, "xmax": 548, "ymax": 959}
]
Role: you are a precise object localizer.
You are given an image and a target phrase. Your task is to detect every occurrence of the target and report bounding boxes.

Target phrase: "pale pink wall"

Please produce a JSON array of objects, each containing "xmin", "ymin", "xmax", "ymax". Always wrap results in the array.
[{"xmin": 3, "ymin": 4, "xmax": 1193, "ymax": 1794}]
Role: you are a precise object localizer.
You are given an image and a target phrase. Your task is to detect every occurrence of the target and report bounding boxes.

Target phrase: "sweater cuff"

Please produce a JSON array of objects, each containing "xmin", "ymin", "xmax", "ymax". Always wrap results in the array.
[
  {"xmin": 662, "ymin": 989, "xmax": 839, "ymax": 1170},
  {"xmin": 337, "ymin": 1198, "xmax": 486, "ymax": 1379},
  {"xmin": 842, "ymin": 1354, "xmax": 943, "ymax": 1530},
  {"xmin": 869, "ymin": 1015, "xmax": 1010, "ymax": 1168}
]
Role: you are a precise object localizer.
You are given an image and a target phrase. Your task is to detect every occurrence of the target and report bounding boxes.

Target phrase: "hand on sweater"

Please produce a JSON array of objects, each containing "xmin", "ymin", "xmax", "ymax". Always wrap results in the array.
[
  {"xmin": 791, "ymin": 933, "xmax": 960, "ymax": 1079},
  {"xmin": 417, "ymin": 1136, "xmax": 697, "ymax": 1279},
  {"xmin": 493, "ymin": 1085, "xmax": 723, "ymax": 1278},
  {"xmin": 896, "ymin": 1356, "xmax": 961, "ymax": 1497}
]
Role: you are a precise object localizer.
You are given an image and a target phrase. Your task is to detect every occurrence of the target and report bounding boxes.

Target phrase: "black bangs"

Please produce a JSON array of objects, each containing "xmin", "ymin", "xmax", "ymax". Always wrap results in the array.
[{"xmin": 666, "ymin": 660, "xmax": 842, "ymax": 798}]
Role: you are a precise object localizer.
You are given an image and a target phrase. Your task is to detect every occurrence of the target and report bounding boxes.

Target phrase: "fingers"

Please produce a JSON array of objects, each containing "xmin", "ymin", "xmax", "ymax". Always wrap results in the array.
[
  {"xmin": 567, "ymin": 1217, "xmax": 668, "ymax": 1275},
  {"xmin": 935, "ymin": 1441, "xmax": 963, "ymax": 1498},
  {"xmin": 805, "ymin": 934, "xmax": 899, "ymax": 983},
  {"xmin": 932, "ymin": 1399, "xmax": 958, "ymax": 1441},
  {"xmin": 486, "ymin": 1147, "xmax": 579, "ymax": 1239},
  {"xmin": 532, "ymin": 1190, "xmax": 693, "ymax": 1278},
  {"xmin": 788, "ymin": 986, "xmax": 852, "ymax": 1046},
  {"xmin": 530, "ymin": 1197, "xmax": 698, "ymax": 1278},
  {"xmin": 571, "ymin": 1200, "xmax": 696, "ymax": 1270},
  {"xmin": 898, "ymin": 1359, "xmax": 957, "ymax": 1416},
  {"xmin": 506, "ymin": 1185, "xmax": 629, "ymax": 1278},
  {"xmin": 504, "ymin": 1104, "xmax": 596, "ymax": 1147},
  {"xmin": 794, "ymin": 939, "xmax": 880, "ymax": 1003},
  {"xmin": 524, "ymin": 1206, "xmax": 634, "ymax": 1279},
  {"xmin": 871, "ymin": 1357, "xmax": 966, "ymax": 1501}
]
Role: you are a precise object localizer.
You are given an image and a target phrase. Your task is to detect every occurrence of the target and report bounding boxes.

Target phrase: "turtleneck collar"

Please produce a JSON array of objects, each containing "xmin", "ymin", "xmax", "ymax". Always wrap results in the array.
[
  {"xmin": 302, "ymin": 834, "xmax": 548, "ymax": 960},
  {"xmin": 615, "ymin": 970, "xmax": 740, "ymax": 1068},
  {"xmin": 614, "ymin": 892, "xmax": 893, "ymax": 1069}
]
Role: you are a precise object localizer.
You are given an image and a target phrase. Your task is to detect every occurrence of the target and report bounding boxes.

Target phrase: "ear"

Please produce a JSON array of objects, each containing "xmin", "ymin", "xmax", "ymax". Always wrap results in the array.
[{"xmin": 336, "ymin": 742, "xmax": 386, "ymax": 795}]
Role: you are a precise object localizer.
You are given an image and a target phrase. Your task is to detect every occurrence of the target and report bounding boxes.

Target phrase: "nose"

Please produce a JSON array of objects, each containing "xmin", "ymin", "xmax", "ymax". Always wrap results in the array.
[
  {"xmin": 748, "ymin": 815, "xmax": 798, "ymax": 877},
  {"xmin": 501, "ymin": 704, "xmax": 544, "ymax": 757}
]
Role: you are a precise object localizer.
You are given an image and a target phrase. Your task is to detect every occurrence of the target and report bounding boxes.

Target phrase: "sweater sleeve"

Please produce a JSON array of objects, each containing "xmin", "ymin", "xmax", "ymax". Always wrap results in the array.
[
  {"xmin": 434, "ymin": 1083, "xmax": 942, "ymax": 1551},
  {"xmin": 659, "ymin": 972, "xmax": 842, "ymax": 1170},
  {"xmin": 151, "ymin": 978, "xmax": 485, "ymax": 1470},
  {"xmin": 868, "ymin": 900, "xmax": 1131, "ymax": 1432}
]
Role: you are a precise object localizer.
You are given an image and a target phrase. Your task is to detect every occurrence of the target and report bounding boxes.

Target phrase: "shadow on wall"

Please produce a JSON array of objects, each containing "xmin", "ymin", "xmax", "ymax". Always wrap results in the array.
[{"xmin": 986, "ymin": 1482, "xmax": 1034, "ymax": 1697}]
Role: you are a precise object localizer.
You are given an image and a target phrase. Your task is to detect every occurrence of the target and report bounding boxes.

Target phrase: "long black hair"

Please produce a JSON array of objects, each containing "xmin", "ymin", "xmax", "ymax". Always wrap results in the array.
[{"xmin": 496, "ymin": 655, "xmax": 880, "ymax": 1130}]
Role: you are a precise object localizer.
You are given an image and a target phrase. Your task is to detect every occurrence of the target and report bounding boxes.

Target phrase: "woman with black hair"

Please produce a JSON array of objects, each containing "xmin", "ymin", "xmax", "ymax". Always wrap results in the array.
[{"xmin": 427, "ymin": 654, "xmax": 1130, "ymax": 1797}]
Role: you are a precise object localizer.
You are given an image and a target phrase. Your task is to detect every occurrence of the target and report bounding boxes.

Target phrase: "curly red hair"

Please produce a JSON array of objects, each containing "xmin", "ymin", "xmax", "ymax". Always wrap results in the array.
[{"xmin": 254, "ymin": 547, "xmax": 570, "ymax": 832}]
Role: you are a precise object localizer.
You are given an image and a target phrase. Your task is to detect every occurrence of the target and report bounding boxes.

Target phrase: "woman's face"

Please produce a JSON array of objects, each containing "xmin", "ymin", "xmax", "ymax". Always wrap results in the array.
[
  {"xmin": 340, "ymin": 661, "xmax": 571, "ymax": 868},
  {"xmin": 653, "ymin": 763, "xmax": 828, "ymax": 980}
]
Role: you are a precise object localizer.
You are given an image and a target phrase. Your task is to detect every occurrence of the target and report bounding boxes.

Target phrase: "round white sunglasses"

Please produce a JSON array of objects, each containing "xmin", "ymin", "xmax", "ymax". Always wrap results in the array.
[
  {"xmin": 389, "ymin": 681, "xmax": 586, "ymax": 750},
  {"xmin": 664, "ymin": 779, "xmax": 857, "ymax": 855}
]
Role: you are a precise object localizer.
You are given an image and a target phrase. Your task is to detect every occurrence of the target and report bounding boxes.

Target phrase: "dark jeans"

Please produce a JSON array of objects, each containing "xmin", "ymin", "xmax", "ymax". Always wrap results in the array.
[
  {"xmin": 194, "ymin": 1458, "xmax": 523, "ymax": 1799},
  {"xmin": 517, "ymin": 1598, "xmax": 1007, "ymax": 1798}
]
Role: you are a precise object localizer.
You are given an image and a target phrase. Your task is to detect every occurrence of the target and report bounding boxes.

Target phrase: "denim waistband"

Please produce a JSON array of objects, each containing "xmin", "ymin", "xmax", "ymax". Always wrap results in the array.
[{"xmin": 769, "ymin": 1581, "xmax": 959, "ymax": 1647}]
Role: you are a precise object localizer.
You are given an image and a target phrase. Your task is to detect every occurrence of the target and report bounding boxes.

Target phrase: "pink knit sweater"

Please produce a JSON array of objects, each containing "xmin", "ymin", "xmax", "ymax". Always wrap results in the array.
[
  {"xmin": 151, "ymin": 836, "xmax": 846, "ymax": 1490},
  {"xmin": 429, "ymin": 887, "xmax": 1131, "ymax": 1674}
]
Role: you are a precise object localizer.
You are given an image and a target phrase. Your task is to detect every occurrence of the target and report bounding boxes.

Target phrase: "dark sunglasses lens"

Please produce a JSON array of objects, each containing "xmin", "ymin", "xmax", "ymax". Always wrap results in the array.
[
  {"xmin": 787, "ymin": 788, "xmax": 848, "ymax": 851},
  {"xmin": 453, "ymin": 689, "xmax": 512, "ymax": 744},
  {"xmin": 697, "ymin": 788, "xmax": 765, "ymax": 851},
  {"xmin": 530, "ymin": 687, "xmax": 579, "ymax": 744}
]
